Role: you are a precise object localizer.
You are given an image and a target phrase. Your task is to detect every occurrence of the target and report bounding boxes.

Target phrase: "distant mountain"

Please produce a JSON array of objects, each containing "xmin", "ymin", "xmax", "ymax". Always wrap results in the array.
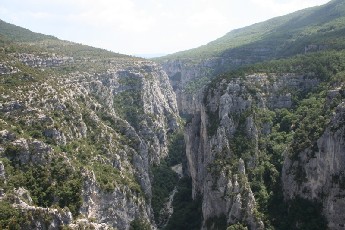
[
  {"xmin": 158, "ymin": 0, "xmax": 345, "ymax": 63},
  {"xmin": 135, "ymin": 53, "xmax": 167, "ymax": 58},
  {"xmin": 157, "ymin": 0, "xmax": 345, "ymax": 114},
  {"xmin": 0, "ymin": 19, "xmax": 130, "ymax": 61}
]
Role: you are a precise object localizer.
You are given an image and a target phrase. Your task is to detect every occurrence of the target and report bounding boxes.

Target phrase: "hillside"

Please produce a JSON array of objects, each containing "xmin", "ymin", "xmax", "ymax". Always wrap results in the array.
[
  {"xmin": 0, "ymin": 19, "xmax": 182, "ymax": 229},
  {"xmin": 159, "ymin": 0, "xmax": 345, "ymax": 62},
  {"xmin": 157, "ymin": 0, "xmax": 345, "ymax": 115}
]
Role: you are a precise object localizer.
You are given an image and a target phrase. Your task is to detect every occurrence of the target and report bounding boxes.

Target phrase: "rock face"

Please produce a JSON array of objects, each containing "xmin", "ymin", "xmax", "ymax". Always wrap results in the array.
[
  {"xmin": 11, "ymin": 187, "xmax": 74, "ymax": 230},
  {"xmin": 0, "ymin": 63, "xmax": 19, "ymax": 74},
  {"xmin": 160, "ymin": 52, "xmax": 273, "ymax": 114},
  {"xmin": 283, "ymin": 101, "xmax": 345, "ymax": 229},
  {"xmin": 184, "ymin": 73, "xmax": 320, "ymax": 229},
  {"xmin": 0, "ymin": 48, "xmax": 179, "ymax": 229},
  {"xmin": 80, "ymin": 169, "xmax": 151, "ymax": 230},
  {"xmin": 17, "ymin": 53, "xmax": 74, "ymax": 68},
  {"xmin": 161, "ymin": 58, "xmax": 218, "ymax": 115}
]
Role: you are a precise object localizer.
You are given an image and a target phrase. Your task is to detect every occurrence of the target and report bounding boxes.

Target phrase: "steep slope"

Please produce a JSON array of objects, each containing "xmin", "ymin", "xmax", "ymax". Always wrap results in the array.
[
  {"xmin": 0, "ymin": 20, "xmax": 180, "ymax": 229},
  {"xmin": 185, "ymin": 51, "xmax": 345, "ymax": 229},
  {"xmin": 161, "ymin": 0, "xmax": 345, "ymax": 60},
  {"xmin": 157, "ymin": 0, "xmax": 345, "ymax": 113},
  {"xmin": 0, "ymin": 19, "xmax": 58, "ymax": 42}
]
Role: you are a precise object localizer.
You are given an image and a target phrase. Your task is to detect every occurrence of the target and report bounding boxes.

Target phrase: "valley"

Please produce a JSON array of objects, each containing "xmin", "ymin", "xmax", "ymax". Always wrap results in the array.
[{"xmin": 1, "ymin": 0, "xmax": 345, "ymax": 229}]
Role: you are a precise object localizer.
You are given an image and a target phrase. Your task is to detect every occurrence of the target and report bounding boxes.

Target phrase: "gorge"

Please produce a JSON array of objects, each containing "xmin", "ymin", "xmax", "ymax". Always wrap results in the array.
[{"xmin": 1, "ymin": 0, "xmax": 345, "ymax": 229}]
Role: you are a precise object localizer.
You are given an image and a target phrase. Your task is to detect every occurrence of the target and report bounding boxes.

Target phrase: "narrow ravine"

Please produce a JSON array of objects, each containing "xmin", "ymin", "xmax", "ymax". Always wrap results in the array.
[{"xmin": 157, "ymin": 163, "xmax": 183, "ymax": 229}]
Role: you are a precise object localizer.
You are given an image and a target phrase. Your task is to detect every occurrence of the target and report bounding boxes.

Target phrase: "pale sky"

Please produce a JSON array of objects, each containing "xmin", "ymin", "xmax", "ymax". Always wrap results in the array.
[{"xmin": 0, "ymin": 0, "xmax": 330, "ymax": 56}]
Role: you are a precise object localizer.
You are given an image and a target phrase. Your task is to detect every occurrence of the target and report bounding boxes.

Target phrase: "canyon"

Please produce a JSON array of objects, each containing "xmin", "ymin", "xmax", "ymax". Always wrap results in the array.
[{"xmin": 1, "ymin": 0, "xmax": 345, "ymax": 229}]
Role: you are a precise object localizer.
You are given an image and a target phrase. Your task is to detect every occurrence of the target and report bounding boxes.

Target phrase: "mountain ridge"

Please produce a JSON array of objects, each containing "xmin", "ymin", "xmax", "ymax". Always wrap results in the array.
[
  {"xmin": 158, "ymin": 0, "xmax": 345, "ymax": 115},
  {"xmin": 157, "ymin": 0, "xmax": 345, "ymax": 62}
]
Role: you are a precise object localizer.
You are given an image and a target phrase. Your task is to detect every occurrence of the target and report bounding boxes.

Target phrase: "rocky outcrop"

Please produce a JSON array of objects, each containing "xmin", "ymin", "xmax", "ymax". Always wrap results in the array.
[
  {"xmin": 79, "ymin": 169, "xmax": 150, "ymax": 229},
  {"xmin": 0, "ymin": 63, "xmax": 19, "ymax": 74},
  {"xmin": 0, "ymin": 187, "xmax": 73, "ymax": 229},
  {"xmin": 81, "ymin": 62, "xmax": 179, "ymax": 164},
  {"xmin": 17, "ymin": 53, "xmax": 74, "ymax": 68},
  {"xmin": 283, "ymin": 101, "xmax": 345, "ymax": 229},
  {"xmin": 185, "ymin": 73, "xmax": 320, "ymax": 229}
]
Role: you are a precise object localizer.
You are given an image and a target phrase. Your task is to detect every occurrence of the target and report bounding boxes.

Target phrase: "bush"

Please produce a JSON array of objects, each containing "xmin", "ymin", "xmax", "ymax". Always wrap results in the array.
[
  {"xmin": 0, "ymin": 200, "xmax": 22, "ymax": 229},
  {"xmin": 4, "ymin": 144, "xmax": 22, "ymax": 157},
  {"xmin": 22, "ymin": 158, "xmax": 82, "ymax": 217},
  {"xmin": 129, "ymin": 218, "xmax": 151, "ymax": 230},
  {"xmin": 227, "ymin": 223, "xmax": 248, "ymax": 230}
]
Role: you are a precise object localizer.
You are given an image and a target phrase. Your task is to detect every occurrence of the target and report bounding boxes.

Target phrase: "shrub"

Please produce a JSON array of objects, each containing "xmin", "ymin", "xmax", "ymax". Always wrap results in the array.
[
  {"xmin": 129, "ymin": 218, "xmax": 151, "ymax": 230},
  {"xmin": 0, "ymin": 200, "xmax": 22, "ymax": 229}
]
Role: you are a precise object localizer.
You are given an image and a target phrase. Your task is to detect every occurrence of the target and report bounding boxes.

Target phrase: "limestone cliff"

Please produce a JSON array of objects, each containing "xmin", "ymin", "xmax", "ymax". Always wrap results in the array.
[
  {"xmin": 283, "ymin": 99, "xmax": 345, "ymax": 230},
  {"xmin": 0, "ymin": 44, "xmax": 179, "ymax": 229},
  {"xmin": 161, "ymin": 58, "xmax": 223, "ymax": 115},
  {"xmin": 159, "ymin": 51, "xmax": 282, "ymax": 118},
  {"xmin": 184, "ymin": 73, "xmax": 323, "ymax": 229}
]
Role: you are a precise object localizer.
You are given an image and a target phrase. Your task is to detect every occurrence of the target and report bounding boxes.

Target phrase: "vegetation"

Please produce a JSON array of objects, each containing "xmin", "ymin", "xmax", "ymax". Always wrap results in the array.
[
  {"xmin": 1, "ymin": 156, "xmax": 82, "ymax": 217},
  {"xmin": 0, "ymin": 17, "xmax": 150, "ymax": 228},
  {"xmin": 165, "ymin": 130, "xmax": 185, "ymax": 166},
  {"xmin": 129, "ymin": 218, "xmax": 152, "ymax": 230},
  {"xmin": 183, "ymin": 76, "xmax": 210, "ymax": 94},
  {"xmin": 151, "ymin": 130, "xmax": 185, "ymax": 223},
  {"xmin": 113, "ymin": 78, "xmax": 144, "ymax": 130},
  {"xmin": 227, "ymin": 223, "xmax": 248, "ymax": 230},
  {"xmin": 268, "ymin": 196, "xmax": 328, "ymax": 230},
  {"xmin": 157, "ymin": 0, "xmax": 345, "ymax": 63},
  {"xmin": 164, "ymin": 178, "xmax": 203, "ymax": 230},
  {"xmin": 0, "ymin": 200, "xmax": 23, "ymax": 229},
  {"xmin": 0, "ymin": 19, "xmax": 57, "ymax": 42},
  {"xmin": 202, "ymin": 44, "xmax": 345, "ymax": 229},
  {"xmin": 151, "ymin": 162, "xmax": 179, "ymax": 223}
]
